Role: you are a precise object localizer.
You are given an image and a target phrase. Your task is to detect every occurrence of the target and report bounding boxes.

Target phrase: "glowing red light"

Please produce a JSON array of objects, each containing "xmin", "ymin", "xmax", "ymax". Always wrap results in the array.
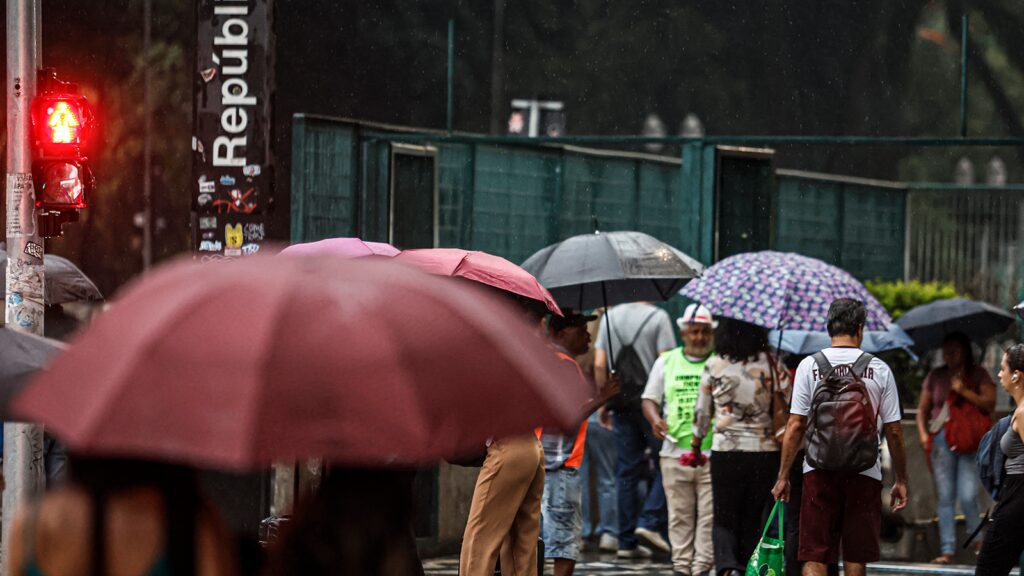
[{"xmin": 47, "ymin": 101, "xmax": 81, "ymax": 144}]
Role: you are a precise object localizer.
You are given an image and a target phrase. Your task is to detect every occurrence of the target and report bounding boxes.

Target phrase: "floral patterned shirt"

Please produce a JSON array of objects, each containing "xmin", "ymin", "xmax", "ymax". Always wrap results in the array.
[{"xmin": 693, "ymin": 352, "xmax": 791, "ymax": 452}]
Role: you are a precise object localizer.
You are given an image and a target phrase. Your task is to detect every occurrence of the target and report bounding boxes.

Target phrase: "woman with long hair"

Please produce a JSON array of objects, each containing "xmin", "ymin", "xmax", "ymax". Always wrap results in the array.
[
  {"xmin": 8, "ymin": 456, "xmax": 237, "ymax": 576},
  {"xmin": 915, "ymin": 331, "xmax": 996, "ymax": 562},
  {"xmin": 692, "ymin": 317, "xmax": 790, "ymax": 576}
]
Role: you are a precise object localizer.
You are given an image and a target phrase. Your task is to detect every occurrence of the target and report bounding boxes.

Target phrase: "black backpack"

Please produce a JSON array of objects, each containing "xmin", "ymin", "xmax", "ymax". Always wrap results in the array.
[
  {"xmin": 606, "ymin": 310, "xmax": 658, "ymax": 412},
  {"xmin": 806, "ymin": 352, "xmax": 880, "ymax": 473}
]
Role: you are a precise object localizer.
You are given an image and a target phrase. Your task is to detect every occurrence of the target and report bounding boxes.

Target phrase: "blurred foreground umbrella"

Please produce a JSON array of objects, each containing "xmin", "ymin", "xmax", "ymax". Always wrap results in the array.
[
  {"xmin": 1014, "ymin": 300, "xmax": 1024, "ymax": 321},
  {"xmin": 0, "ymin": 327, "xmax": 63, "ymax": 416},
  {"xmin": 396, "ymin": 248, "xmax": 561, "ymax": 315},
  {"xmin": 681, "ymin": 251, "xmax": 890, "ymax": 332},
  {"xmin": 13, "ymin": 256, "xmax": 586, "ymax": 469},
  {"xmin": 278, "ymin": 237, "xmax": 399, "ymax": 258},
  {"xmin": 0, "ymin": 249, "xmax": 103, "ymax": 304},
  {"xmin": 521, "ymin": 231, "xmax": 703, "ymax": 311},
  {"xmin": 769, "ymin": 324, "xmax": 916, "ymax": 358},
  {"xmin": 896, "ymin": 297, "xmax": 1014, "ymax": 352}
]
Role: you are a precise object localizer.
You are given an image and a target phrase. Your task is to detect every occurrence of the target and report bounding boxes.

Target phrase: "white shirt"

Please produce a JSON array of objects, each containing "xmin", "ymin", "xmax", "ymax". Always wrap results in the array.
[{"xmin": 791, "ymin": 347, "xmax": 902, "ymax": 481}]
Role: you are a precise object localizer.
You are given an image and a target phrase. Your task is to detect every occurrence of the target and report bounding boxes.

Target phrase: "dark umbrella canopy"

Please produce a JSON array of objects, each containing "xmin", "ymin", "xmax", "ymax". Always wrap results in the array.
[
  {"xmin": 520, "ymin": 231, "xmax": 703, "ymax": 310},
  {"xmin": 896, "ymin": 297, "xmax": 1014, "ymax": 352},
  {"xmin": 0, "ymin": 327, "xmax": 64, "ymax": 417},
  {"xmin": 0, "ymin": 249, "xmax": 103, "ymax": 305}
]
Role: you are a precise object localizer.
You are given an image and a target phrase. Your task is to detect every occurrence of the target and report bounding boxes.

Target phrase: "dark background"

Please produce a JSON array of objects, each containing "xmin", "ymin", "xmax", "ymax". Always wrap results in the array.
[{"xmin": 1, "ymin": 0, "xmax": 1022, "ymax": 297}]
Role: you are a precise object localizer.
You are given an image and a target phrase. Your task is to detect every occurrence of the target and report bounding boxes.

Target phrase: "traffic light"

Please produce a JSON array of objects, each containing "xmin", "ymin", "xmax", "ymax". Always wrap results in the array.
[{"xmin": 30, "ymin": 69, "xmax": 95, "ymax": 235}]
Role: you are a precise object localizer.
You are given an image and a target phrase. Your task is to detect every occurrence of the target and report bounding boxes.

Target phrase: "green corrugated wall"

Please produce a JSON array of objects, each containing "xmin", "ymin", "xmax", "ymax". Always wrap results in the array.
[
  {"xmin": 774, "ymin": 172, "xmax": 906, "ymax": 280},
  {"xmin": 291, "ymin": 117, "xmax": 907, "ymax": 293}
]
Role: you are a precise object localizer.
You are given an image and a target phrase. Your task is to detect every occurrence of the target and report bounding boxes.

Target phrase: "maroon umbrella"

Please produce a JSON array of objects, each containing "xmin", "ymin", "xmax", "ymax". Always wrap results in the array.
[
  {"xmin": 13, "ymin": 256, "xmax": 585, "ymax": 470},
  {"xmin": 278, "ymin": 237, "xmax": 400, "ymax": 258},
  {"xmin": 395, "ymin": 248, "xmax": 562, "ymax": 315}
]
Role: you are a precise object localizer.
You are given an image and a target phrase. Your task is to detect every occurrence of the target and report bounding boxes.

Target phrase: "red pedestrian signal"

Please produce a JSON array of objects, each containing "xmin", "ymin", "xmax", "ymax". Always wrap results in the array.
[
  {"xmin": 31, "ymin": 94, "xmax": 93, "ymax": 154},
  {"xmin": 46, "ymin": 101, "xmax": 82, "ymax": 144},
  {"xmin": 30, "ymin": 69, "xmax": 96, "ymax": 226}
]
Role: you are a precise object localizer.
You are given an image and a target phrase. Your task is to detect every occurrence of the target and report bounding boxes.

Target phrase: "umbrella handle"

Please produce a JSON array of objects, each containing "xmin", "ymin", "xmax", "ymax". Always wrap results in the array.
[{"xmin": 602, "ymin": 281, "xmax": 615, "ymax": 375}]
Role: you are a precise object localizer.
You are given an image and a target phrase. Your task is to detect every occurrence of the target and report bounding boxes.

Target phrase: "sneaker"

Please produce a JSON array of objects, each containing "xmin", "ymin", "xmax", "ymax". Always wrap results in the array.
[
  {"xmin": 634, "ymin": 527, "xmax": 671, "ymax": 553},
  {"xmin": 617, "ymin": 545, "xmax": 653, "ymax": 559},
  {"xmin": 598, "ymin": 533, "xmax": 619, "ymax": 552}
]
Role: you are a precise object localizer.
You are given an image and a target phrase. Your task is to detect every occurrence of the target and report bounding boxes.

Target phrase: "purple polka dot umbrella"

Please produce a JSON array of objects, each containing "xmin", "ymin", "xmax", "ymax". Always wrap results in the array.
[{"xmin": 679, "ymin": 251, "xmax": 891, "ymax": 332}]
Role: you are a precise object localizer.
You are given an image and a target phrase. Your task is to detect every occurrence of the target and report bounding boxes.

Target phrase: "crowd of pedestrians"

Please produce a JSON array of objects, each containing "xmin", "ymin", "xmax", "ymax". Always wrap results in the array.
[
  {"xmin": 453, "ymin": 296, "xmax": 1023, "ymax": 576},
  {"xmin": 14, "ymin": 294, "xmax": 1024, "ymax": 576}
]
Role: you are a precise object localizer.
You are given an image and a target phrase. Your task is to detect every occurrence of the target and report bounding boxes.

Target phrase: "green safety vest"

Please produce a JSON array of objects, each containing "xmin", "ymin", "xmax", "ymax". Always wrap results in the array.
[{"xmin": 663, "ymin": 348, "xmax": 713, "ymax": 451}]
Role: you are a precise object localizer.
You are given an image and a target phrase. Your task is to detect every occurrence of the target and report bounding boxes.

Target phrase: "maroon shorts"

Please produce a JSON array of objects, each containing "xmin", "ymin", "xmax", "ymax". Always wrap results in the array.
[{"xmin": 798, "ymin": 470, "xmax": 882, "ymax": 564}]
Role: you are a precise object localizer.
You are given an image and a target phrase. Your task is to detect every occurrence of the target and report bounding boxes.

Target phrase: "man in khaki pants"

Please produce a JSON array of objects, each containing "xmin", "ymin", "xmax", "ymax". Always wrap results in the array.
[
  {"xmin": 641, "ymin": 304, "xmax": 715, "ymax": 576},
  {"xmin": 460, "ymin": 303, "xmax": 548, "ymax": 576}
]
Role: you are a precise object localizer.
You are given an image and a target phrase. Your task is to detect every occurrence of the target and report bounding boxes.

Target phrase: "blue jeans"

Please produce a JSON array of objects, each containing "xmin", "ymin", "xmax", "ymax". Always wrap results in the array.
[
  {"xmin": 614, "ymin": 409, "xmax": 667, "ymax": 550},
  {"xmin": 542, "ymin": 467, "xmax": 584, "ymax": 561},
  {"xmin": 581, "ymin": 412, "xmax": 618, "ymax": 538},
  {"xmin": 932, "ymin": 429, "xmax": 982, "ymax": 555}
]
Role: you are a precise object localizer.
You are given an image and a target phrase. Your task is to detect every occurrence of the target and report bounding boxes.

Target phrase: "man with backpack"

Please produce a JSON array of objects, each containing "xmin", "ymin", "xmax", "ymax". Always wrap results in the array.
[
  {"xmin": 771, "ymin": 298, "xmax": 909, "ymax": 576},
  {"xmin": 595, "ymin": 302, "xmax": 677, "ymax": 558}
]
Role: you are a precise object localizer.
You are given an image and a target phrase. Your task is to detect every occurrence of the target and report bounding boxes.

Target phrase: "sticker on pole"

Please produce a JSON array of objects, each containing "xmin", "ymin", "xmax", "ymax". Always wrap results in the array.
[{"xmin": 6, "ymin": 173, "xmax": 36, "ymax": 237}]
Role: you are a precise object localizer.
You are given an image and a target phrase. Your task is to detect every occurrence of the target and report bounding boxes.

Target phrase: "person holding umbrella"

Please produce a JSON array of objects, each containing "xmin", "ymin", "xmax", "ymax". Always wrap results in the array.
[
  {"xmin": 916, "ymin": 332, "xmax": 996, "ymax": 562},
  {"xmin": 521, "ymin": 230, "xmax": 705, "ymax": 560},
  {"xmin": 540, "ymin": 310, "xmax": 621, "ymax": 576}
]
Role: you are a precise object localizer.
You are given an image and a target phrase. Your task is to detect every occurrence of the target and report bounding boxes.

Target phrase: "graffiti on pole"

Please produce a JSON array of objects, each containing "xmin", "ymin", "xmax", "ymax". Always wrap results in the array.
[{"xmin": 192, "ymin": 0, "xmax": 273, "ymax": 259}]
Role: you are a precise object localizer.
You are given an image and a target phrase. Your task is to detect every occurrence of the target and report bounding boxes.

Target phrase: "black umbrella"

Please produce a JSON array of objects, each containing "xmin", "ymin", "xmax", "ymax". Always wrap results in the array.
[
  {"xmin": 521, "ymin": 231, "xmax": 703, "ymax": 311},
  {"xmin": 1014, "ymin": 300, "xmax": 1024, "ymax": 321},
  {"xmin": 0, "ymin": 326, "xmax": 64, "ymax": 417},
  {"xmin": 521, "ymin": 230, "xmax": 703, "ymax": 368},
  {"xmin": 896, "ymin": 297, "xmax": 1015, "ymax": 352},
  {"xmin": 0, "ymin": 249, "xmax": 103, "ymax": 305}
]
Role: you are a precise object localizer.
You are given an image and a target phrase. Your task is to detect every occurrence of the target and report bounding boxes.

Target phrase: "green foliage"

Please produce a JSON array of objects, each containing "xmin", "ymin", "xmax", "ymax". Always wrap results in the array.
[
  {"xmin": 864, "ymin": 279, "xmax": 963, "ymax": 320},
  {"xmin": 865, "ymin": 279, "xmax": 965, "ymax": 407}
]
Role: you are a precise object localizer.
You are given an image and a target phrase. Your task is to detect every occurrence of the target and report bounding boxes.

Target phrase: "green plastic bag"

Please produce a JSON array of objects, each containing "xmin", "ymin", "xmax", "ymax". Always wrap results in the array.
[{"xmin": 745, "ymin": 500, "xmax": 785, "ymax": 576}]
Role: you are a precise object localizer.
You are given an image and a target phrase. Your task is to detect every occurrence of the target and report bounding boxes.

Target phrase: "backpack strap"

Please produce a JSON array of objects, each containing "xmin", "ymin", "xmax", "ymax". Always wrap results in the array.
[
  {"xmin": 851, "ymin": 352, "xmax": 875, "ymax": 379},
  {"xmin": 812, "ymin": 351, "xmax": 832, "ymax": 380},
  {"xmin": 623, "ymin": 309, "xmax": 660, "ymax": 348}
]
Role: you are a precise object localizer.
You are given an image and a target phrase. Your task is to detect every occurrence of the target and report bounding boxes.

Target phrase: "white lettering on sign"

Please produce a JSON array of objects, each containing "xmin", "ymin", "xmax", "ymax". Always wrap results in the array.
[{"xmin": 211, "ymin": 0, "xmax": 254, "ymax": 167}]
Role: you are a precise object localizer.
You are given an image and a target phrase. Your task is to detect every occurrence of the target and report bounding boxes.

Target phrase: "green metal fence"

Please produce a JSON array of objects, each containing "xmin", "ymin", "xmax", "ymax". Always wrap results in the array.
[
  {"xmin": 774, "ymin": 169, "xmax": 907, "ymax": 281},
  {"xmin": 290, "ymin": 115, "xmax": 909, "ymax": 286}
]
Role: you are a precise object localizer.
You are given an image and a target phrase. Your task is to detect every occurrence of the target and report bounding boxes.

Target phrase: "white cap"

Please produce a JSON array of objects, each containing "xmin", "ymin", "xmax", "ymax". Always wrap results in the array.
[{"xmin": 677, "ymin": 303, "xmax": 715, "ymax": 328}]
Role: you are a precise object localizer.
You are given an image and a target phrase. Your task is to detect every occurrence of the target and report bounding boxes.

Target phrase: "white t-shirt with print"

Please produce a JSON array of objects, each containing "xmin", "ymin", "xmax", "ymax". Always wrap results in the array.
[{"xmin": 790, "ymin": 347, "xmax": 902, "ymax": 481}]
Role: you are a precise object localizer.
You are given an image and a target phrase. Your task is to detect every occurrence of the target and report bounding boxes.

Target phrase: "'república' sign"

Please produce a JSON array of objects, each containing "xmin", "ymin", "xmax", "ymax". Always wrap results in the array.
[{"xmin": 192, "ymin": 0, "xmax": 272, "ymax": 257}]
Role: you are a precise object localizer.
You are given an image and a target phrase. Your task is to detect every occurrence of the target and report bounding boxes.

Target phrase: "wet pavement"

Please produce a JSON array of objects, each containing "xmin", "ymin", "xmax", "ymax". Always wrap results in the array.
[
  {"xmin": 423, "ymin": 548, "xmax": 673, "ymax": 575},
  {"xmin": 422, "ymin": 552, "xmax": 1019, "ymax": 575}
]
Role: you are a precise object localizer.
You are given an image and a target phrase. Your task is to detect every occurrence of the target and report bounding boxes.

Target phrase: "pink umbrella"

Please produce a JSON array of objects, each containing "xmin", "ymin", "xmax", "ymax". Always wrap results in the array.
[
  {"xmin": 13, "ymin": 256, "xmax": 585, "ymax": 470},
  {"xmin": 279, "ymin": 237, "xmax": 400, "ymax": 258},
  {"xmin": 395, "ymin": 248, "xmax": 562, "ymax": 315}
]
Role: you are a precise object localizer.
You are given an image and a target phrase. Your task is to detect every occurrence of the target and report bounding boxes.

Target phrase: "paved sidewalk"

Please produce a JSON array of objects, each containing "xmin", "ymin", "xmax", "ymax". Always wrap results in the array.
[
  {"xmin": 423, "ymin": 554, "xmax": 672, "ymax": 575},
  {"xmin": 423, "ymin": 556, "xmax": 1019, "ymax": 575}
]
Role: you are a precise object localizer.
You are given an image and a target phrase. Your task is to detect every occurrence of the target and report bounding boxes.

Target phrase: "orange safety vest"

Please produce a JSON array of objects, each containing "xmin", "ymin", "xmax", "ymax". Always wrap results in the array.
[{"xmin": 536, "ymin": 350, "xmax": 589, "ymax": 469}]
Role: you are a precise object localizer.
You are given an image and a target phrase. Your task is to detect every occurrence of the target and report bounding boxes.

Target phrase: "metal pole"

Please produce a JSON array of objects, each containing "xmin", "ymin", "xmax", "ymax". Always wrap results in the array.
[
  {"xmin": 142, "ymin": 0, "xmax": 153, "ymax": 269},
  {"xmin": 446, "ymin": 19, "xmax": 454, "ymax": 134},
  {"xmin": 3, "ymin": 0, "xmax": 45, "ymax": 571},
  {"xmin": 960, "ymin": 13, "xmax": 969, "ymax": 139}
]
